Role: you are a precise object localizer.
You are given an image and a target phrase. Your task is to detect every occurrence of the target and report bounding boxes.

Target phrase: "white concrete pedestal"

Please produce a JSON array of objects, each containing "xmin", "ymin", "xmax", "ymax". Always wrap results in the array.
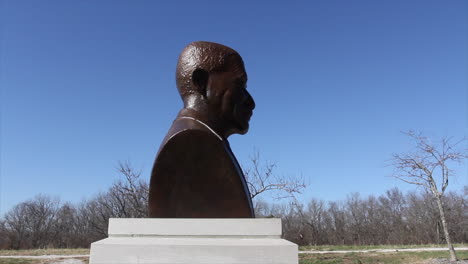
[{"xmin": 90, "ymin": 218, "xmax": 298, "ymax": 264}]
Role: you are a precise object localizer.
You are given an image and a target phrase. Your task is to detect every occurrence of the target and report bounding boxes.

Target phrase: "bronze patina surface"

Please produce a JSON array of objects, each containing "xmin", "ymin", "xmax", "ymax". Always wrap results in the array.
[{"xmin": 148, "ymin": 41, "xmax": 255, "ymax": 218}]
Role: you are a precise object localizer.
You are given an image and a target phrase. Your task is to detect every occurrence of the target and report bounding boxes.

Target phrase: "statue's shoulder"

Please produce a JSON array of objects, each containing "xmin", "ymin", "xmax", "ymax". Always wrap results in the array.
[{"xmin": 152, "ymin": 117, "xmax": 230, "ymax": 178}]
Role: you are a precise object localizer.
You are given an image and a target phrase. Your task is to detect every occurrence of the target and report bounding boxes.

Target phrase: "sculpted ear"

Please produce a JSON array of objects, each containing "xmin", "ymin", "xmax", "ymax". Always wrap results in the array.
[{"xmin": 192, "ymin": 69, "xmax": 209, "ymax": 98}]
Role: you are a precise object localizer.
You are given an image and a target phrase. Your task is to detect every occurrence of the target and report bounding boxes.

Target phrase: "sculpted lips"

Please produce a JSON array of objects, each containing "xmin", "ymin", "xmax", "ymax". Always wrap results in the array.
[
  {"xmin": 247, "ymin": 111, "xmax": 253, "ymax": 120},
  {"xmin": 239, "ymin": 108, "xmax": 252, "ymax": 121}
]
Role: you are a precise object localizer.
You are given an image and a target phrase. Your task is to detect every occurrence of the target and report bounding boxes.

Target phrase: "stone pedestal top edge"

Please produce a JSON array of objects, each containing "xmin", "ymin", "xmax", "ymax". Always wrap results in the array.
[{"xmin": 108, "ymin": 218, "xmax": 282, "ymax": 237}]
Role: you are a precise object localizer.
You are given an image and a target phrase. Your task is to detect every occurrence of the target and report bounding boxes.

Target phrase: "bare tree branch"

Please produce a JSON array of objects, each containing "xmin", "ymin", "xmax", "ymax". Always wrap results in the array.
[{"xmin": 243, "ymin": 151, "xmax": 306, "ymax": 201}]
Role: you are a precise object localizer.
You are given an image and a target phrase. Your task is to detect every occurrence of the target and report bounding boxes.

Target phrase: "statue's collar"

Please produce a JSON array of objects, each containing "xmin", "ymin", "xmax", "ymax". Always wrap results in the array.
[{"xmin": 179, "ymin": 116, "xmax": 224, "ymax": 141}]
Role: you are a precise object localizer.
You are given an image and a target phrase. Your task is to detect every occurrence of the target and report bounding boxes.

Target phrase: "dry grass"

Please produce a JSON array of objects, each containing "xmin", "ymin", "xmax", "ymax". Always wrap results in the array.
[
  {"xmin": 300, "ymin": 250, "xmax": 468, "ymax": 264},
  {"xmin": 0, "ymin": 249, "xmax": 89, "ymax": 257},
  {"xmin": 0, "ymin": 259, "xmax": 38, "ymax": 264},
  {"xmin": 299, "ymin": 243, "xmax": 466, "ymax": 251}
]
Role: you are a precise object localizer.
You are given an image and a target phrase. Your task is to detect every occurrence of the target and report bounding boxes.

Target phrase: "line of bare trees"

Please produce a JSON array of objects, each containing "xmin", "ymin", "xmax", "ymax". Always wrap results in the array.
[
  {"xmin": 256, "ymin": 187, "xmax": 467, "ymax": 246},
  {"xmin": 1, "ymin": 177, "xmax": 465, "ymax": 249},
  {"xmin": 0, "ymin": 132, "xmax": 465, "ymax": 250},
  {"xmin": 0, "ymin": 162, "xmax": 149, "ymax": 250}
]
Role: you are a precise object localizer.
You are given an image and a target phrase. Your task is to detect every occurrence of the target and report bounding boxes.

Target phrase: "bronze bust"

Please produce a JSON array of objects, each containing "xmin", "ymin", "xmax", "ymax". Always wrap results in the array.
[{"xmin": 148, "ymin": 41, "xmax": 255, "ymax": 218}]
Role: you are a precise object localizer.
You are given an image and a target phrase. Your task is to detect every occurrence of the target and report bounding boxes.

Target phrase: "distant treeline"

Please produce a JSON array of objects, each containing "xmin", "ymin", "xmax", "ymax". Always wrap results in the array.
[
  {"xmin": 0, "ymin": 172, "xmax": 466, "ymax": 249},
  {"xmin": 256, "ymin": 187, "xmax": 467, "ymax": 246}
]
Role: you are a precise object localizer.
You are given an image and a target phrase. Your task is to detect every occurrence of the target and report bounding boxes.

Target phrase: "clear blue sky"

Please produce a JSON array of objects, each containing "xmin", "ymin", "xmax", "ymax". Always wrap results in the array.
[{"xmin": 1, "ymin": 0, "xmax": 467, "ymax": 214}]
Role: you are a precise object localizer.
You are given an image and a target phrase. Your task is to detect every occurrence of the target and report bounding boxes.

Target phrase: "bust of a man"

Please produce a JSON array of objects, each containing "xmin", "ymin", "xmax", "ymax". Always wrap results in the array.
[{"xmin": 148, "ymin": 41, "xmax": 255, "ymax": 218}]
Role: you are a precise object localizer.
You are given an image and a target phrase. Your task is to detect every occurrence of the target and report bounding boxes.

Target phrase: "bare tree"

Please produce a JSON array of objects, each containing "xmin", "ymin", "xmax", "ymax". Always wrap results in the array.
[
  {"xmin": 390, "ymin": 131, "xmax": 466, "ymax": 261},
  {"xmin": 77, "ymin": 162, "xmax": 149, "ymax": 240},
  {"xmin": 464, "ymin": 187, "xmax": 468, "ymax": 242},
  {"xmin": 3, "ymin": 203, "xmax": 29, "ymax": 249},
  {"xmin": 326, "ymin": 201, "xmax": 348, "ymax": 245},
  {"xmin": 2, "ymin": 195, "xmax": 61, "ymax": 249},
  {"xmin": 243, "ymin": 151, "xmax": 306, "ymax": 201},
  {"xmin": 296, "ymin": 198, "xmax": 326, "ymax": 245},
  {"xmin": 115, "ymin": 161, "xmax": 149, "ymax": 217}
]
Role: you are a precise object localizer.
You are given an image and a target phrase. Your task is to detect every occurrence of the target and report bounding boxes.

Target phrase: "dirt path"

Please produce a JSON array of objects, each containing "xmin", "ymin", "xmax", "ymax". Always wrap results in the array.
[
  {"xmin": 299, "ymin": 247, "xmax": 468, "ymax": 254},
  {"xmin": 47, "ymin": 259, "xmax": 86, "ymax": 264}
]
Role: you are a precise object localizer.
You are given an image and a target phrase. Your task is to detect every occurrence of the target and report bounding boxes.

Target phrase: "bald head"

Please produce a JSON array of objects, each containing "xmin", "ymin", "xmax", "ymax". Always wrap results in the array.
[{"xmin": 176, "ymin": 41, "xmax": 245, "ymax": 100}]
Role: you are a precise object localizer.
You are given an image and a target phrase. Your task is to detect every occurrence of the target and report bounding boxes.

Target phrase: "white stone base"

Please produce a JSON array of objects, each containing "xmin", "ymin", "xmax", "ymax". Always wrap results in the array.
[{"xmin": 90, "ymin": 218, "xmax": 298, "ymax": 264}]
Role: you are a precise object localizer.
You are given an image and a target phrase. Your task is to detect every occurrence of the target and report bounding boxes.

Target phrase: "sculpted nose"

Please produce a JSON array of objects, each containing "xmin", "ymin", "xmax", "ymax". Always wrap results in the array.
[{"xmin": 246, "ymin": 91, "xmax": 255, "ymax": 110}]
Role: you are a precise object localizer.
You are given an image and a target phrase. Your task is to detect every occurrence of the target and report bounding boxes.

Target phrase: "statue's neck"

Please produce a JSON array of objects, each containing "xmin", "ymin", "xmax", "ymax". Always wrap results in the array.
[{"xmin": 177, "ymin": 108, "xmax": 228, "ymax": 140}]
